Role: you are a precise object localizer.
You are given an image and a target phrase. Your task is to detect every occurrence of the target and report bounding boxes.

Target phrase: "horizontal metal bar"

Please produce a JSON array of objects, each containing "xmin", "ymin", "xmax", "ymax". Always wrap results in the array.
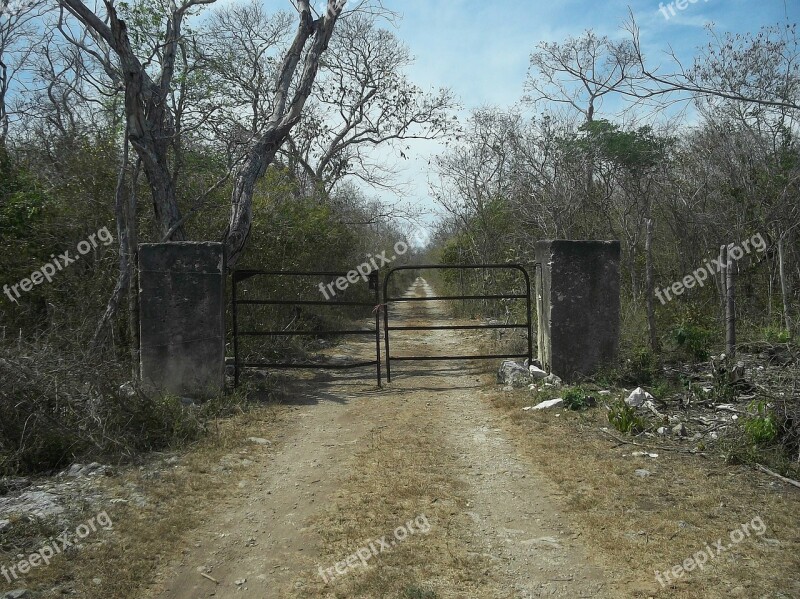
[
  {"xmin": 237, "ymin": 330, "xmax": 376, "ymax": 337},
  {"xmin": 387, "ymin": 324, "xmax": 528, "ymax": 332},
  {"xmin": 239, "ymin": 361, "xmax": 378, "ymax": 369},
  {"xmin": 233, "ymin": 270, "xmax": 355, "ymax": 279},
  {"xmin": 387, "ymin": 294, "xmax": 527, "ymax": 302},
  {"xmin": 386, "ymin": 264, "xmax": 529, "ymax": 272},
  {"xmin": 234, "ymin": 299, "xmax": 374, "ymax": 307},
  {"xmin": 388, "ymin": 354, "xmax": 528, "ymax": 362}
]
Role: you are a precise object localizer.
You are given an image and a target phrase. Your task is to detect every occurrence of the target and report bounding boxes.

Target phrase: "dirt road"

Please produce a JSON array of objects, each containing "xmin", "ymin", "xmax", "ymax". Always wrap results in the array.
[{"xmin": 146, "ymin": 278, "xmax": 614, "ymax": 598}]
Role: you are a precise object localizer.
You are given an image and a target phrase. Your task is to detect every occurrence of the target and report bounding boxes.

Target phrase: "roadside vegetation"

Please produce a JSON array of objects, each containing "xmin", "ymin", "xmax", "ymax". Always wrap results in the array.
[{"xmin": 1, "ymin": 0, "xmax": 798, "ymax": 539}]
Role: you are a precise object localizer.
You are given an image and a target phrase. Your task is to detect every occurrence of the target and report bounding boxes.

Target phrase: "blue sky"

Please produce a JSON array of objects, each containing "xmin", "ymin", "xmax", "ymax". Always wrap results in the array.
[
  {"xmin": 274, "ymin": 0, "xmax": 798, "ymax": 221},
  {"xmin": 396, "ymin": 0, "xmax": 796, "ymax": 109},
  {"xmin": 362, "ymin": 0, "xmax": 798, "ymax": 223}
]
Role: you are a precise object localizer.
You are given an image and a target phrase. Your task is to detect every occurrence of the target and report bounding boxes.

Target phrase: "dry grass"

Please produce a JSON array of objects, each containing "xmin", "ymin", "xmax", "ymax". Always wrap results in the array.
[
  {"xmin": 487, "ymin": 386, "xmax": 800, "ymax": 598},
  {"xmin": 297, "ymin": 397, "xmax": 503, "ymax": 599},
  {"xmin": 0, "ymin": 400, "xmax": 289, "ymax": 598}
]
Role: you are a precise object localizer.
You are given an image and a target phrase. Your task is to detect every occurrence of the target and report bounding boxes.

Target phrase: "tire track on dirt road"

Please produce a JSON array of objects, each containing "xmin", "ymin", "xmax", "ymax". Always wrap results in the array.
[{"xmin": 147, "ymin": 277, "xmax": 612, "ymax": 598}]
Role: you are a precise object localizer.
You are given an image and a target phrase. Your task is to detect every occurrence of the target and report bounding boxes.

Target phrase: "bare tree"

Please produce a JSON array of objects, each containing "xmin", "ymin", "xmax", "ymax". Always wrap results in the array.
[
  {"xmin": 222, "ymin": 0, "xmax": 368, "ymax": 265},
  {"xmin": 433, "ymin": 109, "xmax": 521, "ymax": 264},
  {"xmin": 202, "ymin": 2, "xmax": 294, "ymax": 161},
  {"xmin": 613, "ymin": 16, "xmax": 800, "ymax": 112},
  {"xmin": 526, "ymin": 31, "xmax": 638, "ymax": 197},
  {"xmin": 285, "ymin": 13, "xmax": 456, "ymax": 193},
  {"xmin": 0, "ymin": 0, "xmax": 47, "ymax": 146},
  {"xmin": 55, "ymin": 0, "xmax": 370, "ymax": 269},
  {"xmin": 526, "ymin": 31, "xmax": 636, "ymax": 123},
  {"xmin": 57, "ymin": 0, "xmax": 207, "ymax": 240}
]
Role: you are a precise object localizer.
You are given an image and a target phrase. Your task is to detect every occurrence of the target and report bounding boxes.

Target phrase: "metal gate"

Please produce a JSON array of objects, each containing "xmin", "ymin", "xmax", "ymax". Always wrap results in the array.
[
  {"xmin": 382, "ymin": 264, "xmax": 533, "ymax": 382},
  {"xmin": 231, "ymin": 270, "xmax": 382, "ymax": 387}
]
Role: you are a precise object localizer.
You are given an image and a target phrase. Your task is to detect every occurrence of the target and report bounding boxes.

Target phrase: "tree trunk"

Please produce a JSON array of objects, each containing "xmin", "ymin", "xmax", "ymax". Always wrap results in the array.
[
  {"xmin": 778, "ymin": 235, "xmax": 793, "ymax": 338},
  {"xmin": 225, "ymin": 128, "xmax": 286, "ymax": 266},
  {"xmin": 134, "ymin": 151, "xmax": 186, "ymax": 241},
  {"xmin": 585, "ymin": 98, "xmax": 594, "ymax": 199},
  {"xmin": 726, "ymin": 243, "xmax": 736, "ymax": 358},
  {"xmin": 127, "ymin": 161, "xmax": 141, "ymax": 382},
  {"xmin": 645, "ymin": 218, "xmax": 659, "ymax": 352},
  {"xmin": 718, "ymin": 245, "xmax": 727, "ymax": 325},
  {"xmin": 223, "ymin": 0, "xmax": 346, "ymax": 266},
  {"xmin": 92, "ymin": 145, "xmax": 141, "ymax": 380},
  {"xmin": 92, "ymin": 138, "xmax": 132, "ymax": 350},
  {"xmin": 0, "ymin": 57, "xmax": 7, "ymax": 148}
]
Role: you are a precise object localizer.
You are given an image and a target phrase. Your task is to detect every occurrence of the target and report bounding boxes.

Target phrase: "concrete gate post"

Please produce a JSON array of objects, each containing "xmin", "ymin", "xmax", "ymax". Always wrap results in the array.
[
  {"xmin": 535, "ymin": 240, "xmax": 620, "ymax": 381},
  {"xmin": 138, "ymin": 242, "xmax": 226, "ymax": 398}
]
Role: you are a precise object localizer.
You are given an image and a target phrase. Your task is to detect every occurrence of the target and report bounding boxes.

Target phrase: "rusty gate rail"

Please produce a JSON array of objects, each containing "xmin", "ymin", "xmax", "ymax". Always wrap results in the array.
[
  {"xmin": 231, "ymin": 270, "xmax": 382, "ymax": 387},
  {"xmin": 382, "ymin": 264, "xmax": 533, "ymax": 383}
]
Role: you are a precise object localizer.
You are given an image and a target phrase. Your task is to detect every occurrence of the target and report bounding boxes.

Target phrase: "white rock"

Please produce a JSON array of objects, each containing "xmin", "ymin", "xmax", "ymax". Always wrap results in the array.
[
  {"xmin": 632, "ymin": 451, "xmax": 659, "ymax": 458},
  {"xmin": 625, "ymin": 387, "xmax": 653, "ymax": 407},
  {"xmin": 118, "ymin": 382, "xmax": 136, "ymax": 399},
  {"xmin": 634, "ymin": 469, "xmax": 651, "ymax": 477},
  {"xmin": 531, "ymin": 398, "xmax": 564, "ymax": 410},
  {"xmin": 528, "ymin": 365, "xmax": 548, "ymax": 379},
  {"xmin": 247, "ymin": 438, "xmax": 271, "ymax": 446},
  {"xmin": 66, "ymin": 463, "xmax": 85, "ymax": 477},
  {"xmin": 544, "ymin": 374, "xmax": 562, "ymax": 387},
  {"xmin": 498, "ymin": 360, "xmax": 532, "ymax": 387},
  {"xmin": 0, "ymin": 491, "xmax": 64, "ymax": 520}
]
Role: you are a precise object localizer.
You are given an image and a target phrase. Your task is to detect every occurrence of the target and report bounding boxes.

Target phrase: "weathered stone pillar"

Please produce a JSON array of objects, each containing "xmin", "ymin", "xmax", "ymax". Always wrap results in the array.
[
  {"xmin": 138, "ymin": 242, "xmax": 226, "ymax": 398},
  {"xmin": 535, "ymin": 240, "xmax": 620, "ymax": 381}
]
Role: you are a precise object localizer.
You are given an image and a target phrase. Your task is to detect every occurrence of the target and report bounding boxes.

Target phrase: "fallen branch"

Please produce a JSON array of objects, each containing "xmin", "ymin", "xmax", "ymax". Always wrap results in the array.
[
  {"xmin": 599, "ymin": 428, "xmax": 706, "ymax": 455},
  {"xmin": 714, "ymin": 404, "xmax": 745, "ymax": 414},
  {"xmin": 200, "ymin": 573, "xmax": 219, "ymax": 584},
  {"xmin": 643, "ymin": 400, "xmax": 666, "ymax": 420},
  {"xmin": 755, "ymin": 463, "xmax": 800, "ymax": 490}
]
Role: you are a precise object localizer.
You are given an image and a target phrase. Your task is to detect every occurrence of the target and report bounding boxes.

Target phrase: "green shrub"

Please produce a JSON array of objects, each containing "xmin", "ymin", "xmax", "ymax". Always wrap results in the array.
[
  {"xmin": 650, "ymin": 379, "xmax": 674, "ymax": 400},
  {"xmin": 619, "ymin": 349, "xmax": 657, "ymax": 385},
  {"xmin": 562, "ymin": 387, "xmax": 595, "ymax": 411},
  {"xmin": 671, "ymin": 324, "xmax": 713, "ymax": 362},
  {"xmin": 762, "ymin": 326, "xmax": 791, "ymax": 344},
  {"xmin": 743, "ymin": 400, "xmax": 779, "ymax": 445},
  {"xmin": 709, "ymin": 353, "xmax": 754, "ymax": 403},
  {"xmin": 592, "ymin": 366, "xmax": 621, "ymax": 388},
  {"xmin": 608, "ymin": 399, "xmax": 647, "ymax": 435}
]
